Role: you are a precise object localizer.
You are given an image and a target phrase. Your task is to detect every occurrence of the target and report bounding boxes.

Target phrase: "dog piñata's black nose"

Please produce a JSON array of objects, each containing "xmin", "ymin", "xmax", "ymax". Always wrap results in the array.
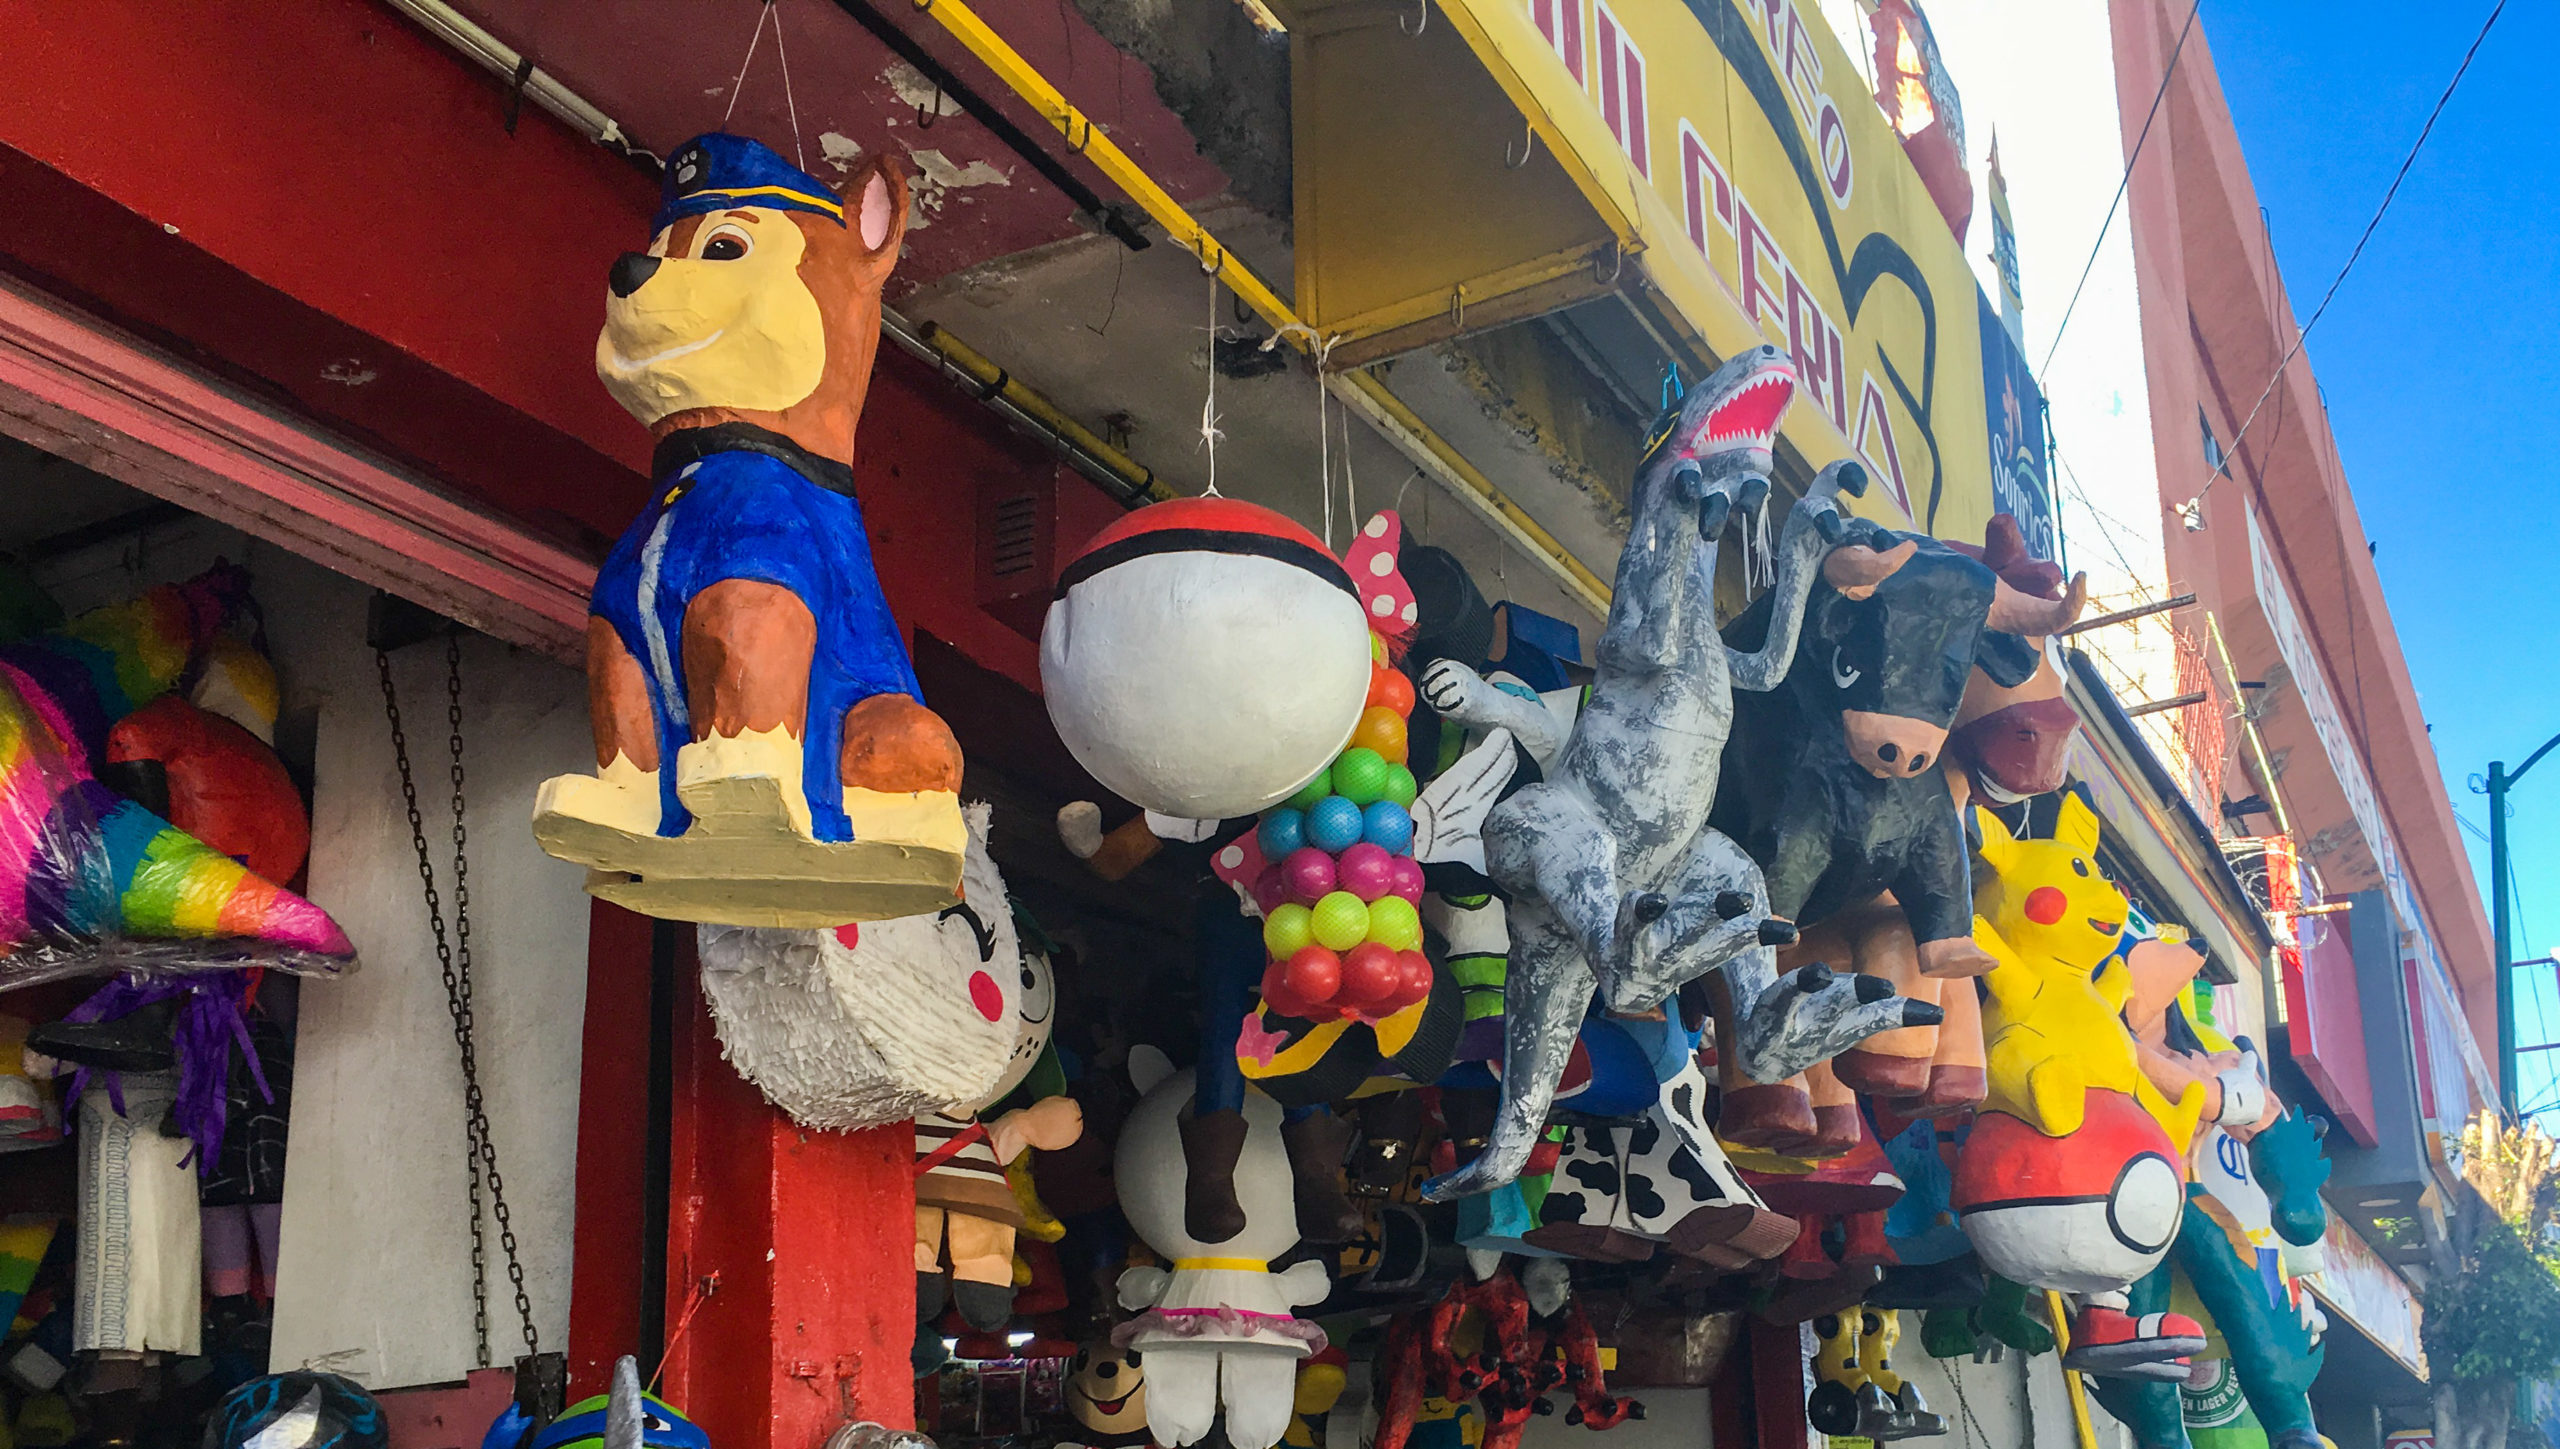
[{"xmin": 609, "ymin": 252, "xmax": 661, "ymax": 298}]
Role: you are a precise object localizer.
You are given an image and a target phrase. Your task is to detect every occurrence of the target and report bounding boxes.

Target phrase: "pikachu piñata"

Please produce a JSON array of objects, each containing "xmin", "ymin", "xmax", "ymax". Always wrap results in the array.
[{"xmin": 1971, "ymin": 796, "xmax": 2202, "ymax": 1146}]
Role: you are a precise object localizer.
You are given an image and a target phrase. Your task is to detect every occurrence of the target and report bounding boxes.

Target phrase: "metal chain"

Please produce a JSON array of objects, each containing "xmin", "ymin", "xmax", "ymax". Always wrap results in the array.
[{"xmin": 377, "ymin": 634, "xmax": 540, "ymax": 1367}]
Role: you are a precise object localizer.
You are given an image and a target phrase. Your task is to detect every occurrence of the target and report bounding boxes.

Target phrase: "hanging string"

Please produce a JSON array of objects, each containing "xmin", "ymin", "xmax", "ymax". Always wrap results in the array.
[
  {"xmin": 1267, "ymin": 321, "xmax": 1343, "ymax": 544},
  {"xmin": 720, "ymin": 4, "xmax": 772, "ymax": 126},
  {"xmin": 1747, "ymin": 500, "xmax": 1775, "ymax": 589},
  {"xmin": 1393, "ymin": 466, "xmax": 1422, "ymax": 518},
  {"xmin": 1339, "ymin": 391, "xmax": 1359, "ymax": 533},
  {"xmin": 770, "ymin": 0, "xmax": 808, "ymax": 172},
  {"xmin": 721, "ymin": 1, "xmax": 808, "ymax": 171},
  {"xmin": 1198, "ymin": 270, "xmax": 1226, "ymax": 497},
  {"xmin": 1316, "ymin": 340, "xmax": 1340, "ymax": 548},
  {"xmin": 649, "ymin": 1273, "xmax": 721, "ymax": 1394}
]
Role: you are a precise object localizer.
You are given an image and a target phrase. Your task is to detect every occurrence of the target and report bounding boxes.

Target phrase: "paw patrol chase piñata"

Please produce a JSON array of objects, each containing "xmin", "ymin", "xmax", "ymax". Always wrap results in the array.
[{"xmin": 532, "ymin": 134, "xmax": 966, "ymax": 926}]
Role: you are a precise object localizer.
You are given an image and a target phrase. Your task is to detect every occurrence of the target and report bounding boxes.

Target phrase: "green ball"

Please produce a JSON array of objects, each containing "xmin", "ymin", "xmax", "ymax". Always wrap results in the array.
[
  {"xmin": 1285, "ymin": 767, "xmax": 1334, "ymax": 811},
  {"xmin": 1366, "ymin": 894, "xmax": 1423, "ymax": 952},
  {"xmin": 1333, "ymin": 747, "xmax": 1391, "ymax": 806},
  {"xmin": 1382, "ymin": 764, "xmax": 1419, "ymax": 809},
  {"xmin": 1311, "ymin": 891, "xmax": 1373, "ymax": 952},
  {"xmin": 1264, "ymin": 903, "xmax": 1315, "ymax": 959}
]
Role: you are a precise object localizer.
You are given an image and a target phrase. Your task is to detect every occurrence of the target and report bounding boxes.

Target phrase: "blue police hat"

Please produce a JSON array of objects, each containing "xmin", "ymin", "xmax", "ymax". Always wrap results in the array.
[{"xmin": 655, "ymin": 133, "xmax": 845, "ymax": 234}]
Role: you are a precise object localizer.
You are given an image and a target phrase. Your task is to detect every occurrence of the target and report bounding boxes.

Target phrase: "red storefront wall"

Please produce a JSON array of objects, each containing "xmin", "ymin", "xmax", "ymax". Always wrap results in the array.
[{"xmin": 0, "ymin": 0, "xmax": 1124, "ymax": 1437}]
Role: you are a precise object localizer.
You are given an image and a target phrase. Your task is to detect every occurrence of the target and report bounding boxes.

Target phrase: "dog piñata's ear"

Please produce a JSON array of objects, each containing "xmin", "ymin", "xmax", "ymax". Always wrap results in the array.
[{"xmin": 845, "ymin": 153, "xmax": 911, "ymax": 284}]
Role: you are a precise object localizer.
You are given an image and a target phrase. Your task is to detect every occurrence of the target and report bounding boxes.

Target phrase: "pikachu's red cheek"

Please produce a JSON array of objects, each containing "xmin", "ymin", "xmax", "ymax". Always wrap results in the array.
[{"xmin": 2024, "ymin": 886, "xmax": 2067, "ymax": 926}]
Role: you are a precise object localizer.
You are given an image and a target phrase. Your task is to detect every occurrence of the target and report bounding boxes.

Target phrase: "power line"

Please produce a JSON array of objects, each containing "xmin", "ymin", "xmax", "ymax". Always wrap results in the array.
[
  {"xmin": 2193, "ymin": 0, "xmax": 2509, "ymax": 510},
  {"xmin": 2035, "ymin": 0, "xmax": 2205, "ymax": 384}
]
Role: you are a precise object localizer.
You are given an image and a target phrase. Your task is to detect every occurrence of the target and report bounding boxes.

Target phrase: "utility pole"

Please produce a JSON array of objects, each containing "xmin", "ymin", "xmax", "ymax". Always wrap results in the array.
[
  {"xmin": 2494, "ymin": 757, "xmax": 2514, "ymax": 1116},
  {"xmin": 2488, "ymin": 732, "xmax": 2560, "ymax": 1118}
]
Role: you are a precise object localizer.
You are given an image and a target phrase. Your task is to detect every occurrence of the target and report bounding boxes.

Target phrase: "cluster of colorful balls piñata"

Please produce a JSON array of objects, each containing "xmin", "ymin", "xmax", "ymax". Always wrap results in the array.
[{"xmin": 1248, "ymin": 634, "xmax": 1429, "ymax": 1022}]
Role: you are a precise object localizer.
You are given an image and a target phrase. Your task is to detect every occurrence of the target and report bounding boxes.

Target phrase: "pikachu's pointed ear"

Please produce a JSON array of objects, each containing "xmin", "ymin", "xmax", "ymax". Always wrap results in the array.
[
  {"xmin": 2055, "ymin": 792, "xmax": 2102, "ymax": 855},
  {"xmin": 1972, "ymin": 805, "xmax": 2017, "ymax": 873},
  {"xmin": 844, "ymin": 153, "xmax": 910, "ymax": 278}
]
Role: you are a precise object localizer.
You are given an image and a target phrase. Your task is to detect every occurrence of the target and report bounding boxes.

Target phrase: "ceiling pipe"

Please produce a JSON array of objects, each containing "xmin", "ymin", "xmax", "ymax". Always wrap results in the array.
[{"xmin": 379, "ymin": 0, "xmax": 659, "ymax": 166}]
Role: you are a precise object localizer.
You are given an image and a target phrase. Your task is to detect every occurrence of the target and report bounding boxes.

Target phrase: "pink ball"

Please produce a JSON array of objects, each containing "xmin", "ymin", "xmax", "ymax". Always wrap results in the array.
[
  {"xmin": 1282, "ymin": 846, "xmax": 1339, "ymax": 906},
  {"xmin": 1336, "ymin": 842, "xmax": 1396, "ymax": 902},
  {"xmin": 1252, "ymin": 865, "xmax": 1289, "ymax": 915},
  {"xmin": 1388, "ymin": 856, "xmax": 1427, "ymax": 904}
]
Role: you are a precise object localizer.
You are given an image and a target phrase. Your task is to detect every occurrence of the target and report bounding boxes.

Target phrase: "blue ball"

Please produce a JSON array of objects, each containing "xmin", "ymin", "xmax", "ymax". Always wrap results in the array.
[
  {"xmin": 1361, "ymin": 800, "xmax": 1415, "ymax": 855},
  {"xmin": 1258, "ymin": 808, "xmax": 1307, "ymax": 861},
  {"xmin": 1305, "ymin": 795, "xmax": 1366, "ymax": 854}
]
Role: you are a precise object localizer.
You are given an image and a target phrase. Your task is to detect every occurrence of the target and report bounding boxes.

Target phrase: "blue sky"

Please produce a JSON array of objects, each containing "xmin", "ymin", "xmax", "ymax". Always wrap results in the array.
[{"xmin": 2197, "ymin": 2, "xmax": 2560, "ymax": 1110}]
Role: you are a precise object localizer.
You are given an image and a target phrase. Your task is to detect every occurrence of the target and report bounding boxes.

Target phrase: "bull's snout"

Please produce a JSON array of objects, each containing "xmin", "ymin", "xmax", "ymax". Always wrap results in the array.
[
  {"xmin": 1841, "ymin": 709, "xmax": 1949, "ymax": 780},
  {"xmin": 608, "ymin": 251, "xmax": 662, "ymax": 298},
  {"xmin": 1952, "ymin": 696, "xmax": 2081, "ymax": 801}
]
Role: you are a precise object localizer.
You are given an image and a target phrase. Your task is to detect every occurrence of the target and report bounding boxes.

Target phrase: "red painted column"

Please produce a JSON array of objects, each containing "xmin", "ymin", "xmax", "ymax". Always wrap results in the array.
[
  {"xmin": 659, "ymin": 956, "xmax": 917, "ymax": 1446},
  {"xmin": 567, "ymin": 901, "xmax": 659, "ymax": 1398},
  {"xmin": 1748, "ymin": 1318, "xmax": 1811, "ymax": 1449}
]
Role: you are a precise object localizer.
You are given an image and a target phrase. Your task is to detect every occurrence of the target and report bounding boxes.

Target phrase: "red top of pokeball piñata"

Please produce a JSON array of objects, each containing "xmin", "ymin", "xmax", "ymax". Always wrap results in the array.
[{"xmin": 1056, "ymin": 496, "xmax": 1356, "ymax": 600}]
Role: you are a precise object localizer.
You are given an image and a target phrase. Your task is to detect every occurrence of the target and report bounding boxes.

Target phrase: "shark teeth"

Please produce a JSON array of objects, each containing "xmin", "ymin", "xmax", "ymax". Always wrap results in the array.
[{"xmin": 1678, "ymin": 367, "xmax": 1799, "ymax": 459}]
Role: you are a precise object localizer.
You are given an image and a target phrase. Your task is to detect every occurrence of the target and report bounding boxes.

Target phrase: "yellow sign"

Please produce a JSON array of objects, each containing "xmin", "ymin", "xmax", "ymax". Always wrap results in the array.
[{"xmin": 1422, "ymin": 0, "xmax": 1997, "ymax": 536}]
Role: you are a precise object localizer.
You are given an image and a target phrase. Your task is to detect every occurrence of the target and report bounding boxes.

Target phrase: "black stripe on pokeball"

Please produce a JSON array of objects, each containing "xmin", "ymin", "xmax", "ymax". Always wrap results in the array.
[{"xmin": 1053, "ymin": 527, "xmax": 1360, "ymax": 601}]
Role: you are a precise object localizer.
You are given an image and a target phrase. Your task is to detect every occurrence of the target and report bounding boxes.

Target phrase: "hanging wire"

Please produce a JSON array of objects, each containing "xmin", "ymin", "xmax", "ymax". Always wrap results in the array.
[
  {"xmin": 1339, "ymin": 391, "xmax": 1361, "ymax": 534},
  {"xmin": 1317, "ymin": 348, "xmax": 1334, "ymax": 547},
  {"xmin": 2193, "ymin": 0, "xmax": 2508, "ymax": 513},
  {"xmin": 720, "ymin": 3, "xmax": 772, "ymax": 126},
  {"xmin": 1267, "ymin": 320, "xmax": 1345, "ymax": 546},
  {"xmin": 721, "ymin": 0, "xmax": 809, "ymax": 171},
  {"xmin": 1392, "ymin": 466, "xmax": 1424, "ymax": 520},
  {"xmin": 1199, "ymin": 271, "xmax": 1226, "ymax": 497},
  {"xmin": 2035, "ymin": 0, "xmax": 2204, "ymax": 384},
  {"xmin": 769, "ymin": 0, "xmax": 808, "ymax": 172}
]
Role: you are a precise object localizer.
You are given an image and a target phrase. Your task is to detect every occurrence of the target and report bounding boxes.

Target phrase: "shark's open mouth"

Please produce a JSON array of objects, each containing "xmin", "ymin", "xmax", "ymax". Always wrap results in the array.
[{"xmin": 1676, "ymin": 362, "xmax": 1799, "ymax": 460}]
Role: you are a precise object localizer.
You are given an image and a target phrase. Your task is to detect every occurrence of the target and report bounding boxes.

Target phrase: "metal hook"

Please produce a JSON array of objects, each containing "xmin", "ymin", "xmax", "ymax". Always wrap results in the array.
[
  {"xmin": 1063, "ymin": 113, "xmax": 1094, "ymax": 153},
  {"xmin": 1593, "ymin": 241, "xmax": 1623, "ymax": 287},
  {"xmin": 918, "ymin": 83, "xmax": 940, "ymax": 129},
  {"xmin": 1199, "ymin": 244, "xmax": 1225, "ymax": 277},
  {"xmin": 1400, "ymin": 0, "xmax": 1429, "ymax": 35},
  {"xmin": 1504, "ymin": 123, "xmax": 1537, "ymax": 169},
  {"xmin": 1447, "ymin": 285, "xmax": 1466, "ymax": 331}
]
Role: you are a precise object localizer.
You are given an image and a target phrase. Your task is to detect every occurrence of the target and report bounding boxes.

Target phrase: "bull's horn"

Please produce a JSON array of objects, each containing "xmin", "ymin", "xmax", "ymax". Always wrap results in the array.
[
  {"xmin": 1987, "ymin": 571, "xmax": 2090, "ymax": 637},
  {"xmin": 1821, "ymin": 539, "xmax": 1918, "ymax": 599}
]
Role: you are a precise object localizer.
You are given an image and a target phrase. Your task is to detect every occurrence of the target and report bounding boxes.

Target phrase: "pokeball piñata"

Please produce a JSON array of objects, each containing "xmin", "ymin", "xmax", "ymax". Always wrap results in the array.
[{"xmin": 1041, "ymin": 497, "xmax": 1371, "ymax": 820}]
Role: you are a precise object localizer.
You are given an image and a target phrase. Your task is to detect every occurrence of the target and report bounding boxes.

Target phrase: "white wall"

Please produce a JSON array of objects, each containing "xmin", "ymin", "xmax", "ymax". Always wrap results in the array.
[
  {"xmin": 30, "ymin": 513, "xmax": 593, "ymax": 1389},
  {"xmin": 270, "ymin": 556, "xmax": 593, "ymax": 1386}
]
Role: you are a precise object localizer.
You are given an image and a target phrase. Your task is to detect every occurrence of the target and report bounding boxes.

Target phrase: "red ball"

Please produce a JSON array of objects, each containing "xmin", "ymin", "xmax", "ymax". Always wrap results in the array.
[
  {"xmin": 1284, "ymin": 945, "xmax": 1344, "ymax": 1004},
  {"xmin": 1260, "ymin": 959, "xmax": 1318, "ymax": 1019},
  {"xmin": 1395, "ymin": 950, "xmax": 1435, "ymax": 1005},
  {"xmin": 1253, "ymin": 865, "xmax": 1289, "ymax": 915},
  {"xmin": 1342, "ymin": 942, "xmax": 1402, "ymax": 1006}
]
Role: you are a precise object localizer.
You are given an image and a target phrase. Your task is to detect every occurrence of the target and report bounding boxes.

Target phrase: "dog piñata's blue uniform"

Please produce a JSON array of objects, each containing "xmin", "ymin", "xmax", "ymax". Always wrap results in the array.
[{"xmin": 591, "ymin": 431, "xmax": 921, "ymax": 844}]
